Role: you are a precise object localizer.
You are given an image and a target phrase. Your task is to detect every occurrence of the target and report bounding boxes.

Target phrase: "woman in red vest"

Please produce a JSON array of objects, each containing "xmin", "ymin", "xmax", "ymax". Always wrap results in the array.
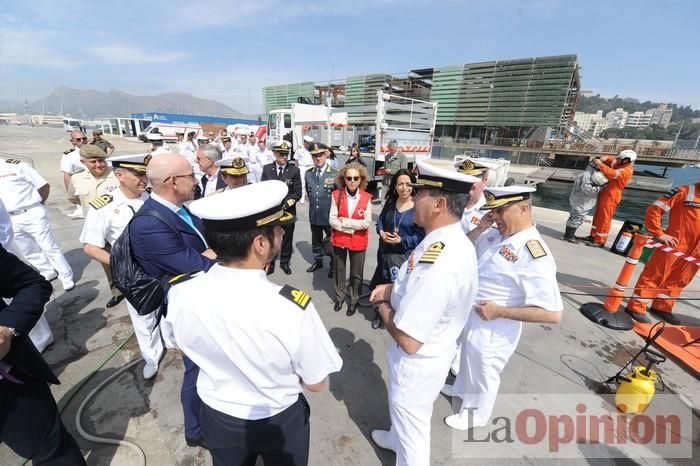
[{"xmin": 330, "ymin": 163, "xmax": 373, "ymax": 316}]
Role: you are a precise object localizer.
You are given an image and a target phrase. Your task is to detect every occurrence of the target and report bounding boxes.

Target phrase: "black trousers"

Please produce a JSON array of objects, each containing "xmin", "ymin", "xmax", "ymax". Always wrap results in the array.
[
  {"xmin": 309, "ymin": 224, "xmax": 331, "ymax": 263},
  {"xmin": 0, "ymin": 377, "xmax": 85, "ymax": 465},
  {"xmin": 201, "ymin": 395, "xmax": 310, "ymax": 466},
  {"xmin": 277, "ymin": 224, "xmax": 296, "ymax": 265}
]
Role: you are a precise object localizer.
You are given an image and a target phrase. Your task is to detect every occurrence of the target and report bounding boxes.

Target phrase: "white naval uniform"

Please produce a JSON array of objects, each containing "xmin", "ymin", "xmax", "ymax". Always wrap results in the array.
[
  {"xmin": 245, "ymin": 144, "xmax": 262, "ymax": 183},
  {"xmin": 78, "ymin": 189, "xmax": 164, "ymax": 366},
  {"xmin": 165, "ymin": 265, "xmax": 342, "ymax": 420},
  {"xmin": 295, "ymin": 146, "xmax": 313, "ymax": 203},
  {"xmin": 0, "ymin": 198, "xmax": 13, "ymax": 248},
  {"xmin": 59, "ymin": 147, "xmax": 85, "ymax": 175},
  {"xmin": 0, "ymin": 159, "xmax": 74, "ymax": 282},
  {"xmin": 452, "ymin": 225, "xmax": 562, "ymax": 426},
  {"xmin": 385, "ymin": 222, "xmax": 478, "ymax": 466},
  {"xmin": 451, "ymin": 194, "xmax": 487, "ymax": 374}
]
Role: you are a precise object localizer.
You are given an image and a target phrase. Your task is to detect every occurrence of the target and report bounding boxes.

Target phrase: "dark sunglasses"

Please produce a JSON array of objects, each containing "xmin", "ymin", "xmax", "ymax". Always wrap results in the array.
[
  {"xmin": 73, "ymin": 137, "xmax": 88, "ymax": 142},
  {"xmin": 345, "ymin": 176, "xmax": 360, "ymax": 182}
]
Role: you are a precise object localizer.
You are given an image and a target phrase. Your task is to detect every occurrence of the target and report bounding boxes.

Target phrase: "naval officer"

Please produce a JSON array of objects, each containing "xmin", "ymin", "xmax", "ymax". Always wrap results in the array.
[
  {"xmin": 215, "ymin": 157, "xmax": 250, "ymax": 190},
  {"xmin": 79, "ymin": 154, "xmax": 164, "ymax": 380},
  {"xmin": 369, "ymin": 160, "xmax": 479, "ymax": 466},
  {"xmin": 165, "ymin": 180, "xmax": 343, "ymax": 465},
  {"xmin": 442, "ymin": 186, "xmax": 563, "ymax": 430}
]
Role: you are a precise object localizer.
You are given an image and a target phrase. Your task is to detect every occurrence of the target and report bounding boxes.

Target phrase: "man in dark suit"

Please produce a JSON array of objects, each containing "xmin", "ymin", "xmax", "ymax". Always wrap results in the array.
[
  {"xmin": 196, "ymin": 144, "xmax": 226, "ymax": 198},
  {"xmin": 305, "ymin": 143, "xmax": 337, "ymax": 277},
  {"xmin": 0, "ymin": 245, "xmax": 86, "ymax": 465},
  {"xmin": 260, "ymin": 141, "xmax": 302, "ymax": 275},
  {"xmin": 130, "ymin": 153, "xmax": 216, "ymax": 449}
]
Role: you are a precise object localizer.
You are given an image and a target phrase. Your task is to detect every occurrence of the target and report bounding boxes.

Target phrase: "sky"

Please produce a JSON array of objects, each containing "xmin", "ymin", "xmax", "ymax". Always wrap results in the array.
[{"xmin": 0, "ymin": 0, "xmax": 697, "ymax": 115}]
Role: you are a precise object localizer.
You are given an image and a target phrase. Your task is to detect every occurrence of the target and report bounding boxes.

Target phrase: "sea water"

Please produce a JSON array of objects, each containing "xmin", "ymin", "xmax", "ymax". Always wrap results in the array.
[{"xmin": 532, "ymin": 165, "xmax": 700, "ymax": 224}]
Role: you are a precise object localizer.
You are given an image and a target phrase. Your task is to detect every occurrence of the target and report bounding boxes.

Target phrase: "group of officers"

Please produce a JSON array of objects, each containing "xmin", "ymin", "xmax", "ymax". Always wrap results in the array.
[{"xmin": 3, "ymin": 129, "xmax": 695, "ymax": 466}]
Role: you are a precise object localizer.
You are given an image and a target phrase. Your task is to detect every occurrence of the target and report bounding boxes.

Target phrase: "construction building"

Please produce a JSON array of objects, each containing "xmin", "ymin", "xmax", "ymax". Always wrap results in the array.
[{"xmin": 263, "ymin": 54, "xmax": 581, "ymax": 145}]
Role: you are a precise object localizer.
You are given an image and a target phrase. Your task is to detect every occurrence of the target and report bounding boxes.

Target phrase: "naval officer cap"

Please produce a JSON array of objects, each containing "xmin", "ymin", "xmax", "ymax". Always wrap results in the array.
[
  {"xmin": 481, "ymin": 185, "xmax": 536, "ymax": 210},
  {"xmin": 215, "ymin": 157, "xmax": 249, "ymax": 176},
  {"xmin": 272, "ymin": 141, "xmax": 291, "ymax": 154},
  {"xmin": 79, "ymin": 144, "xmax": 108, "ymax": 159},
  {"xmin": 189, "ymin": 180, "xmax": 295, "ymax": 232},
  {"xmin": 107, "ymin": 154, "xmax": 150, "ymax": 173},
  {"xmin": 303, "ymin": 135, "xmax": 314, "ymax": 143},
  {"xmin": 455, "ymin": 158, "xmax": 489, "ymax": 177},
  {"xmin": 412, "ymin": 159, "xmax": 479, "ymax": 193},
  {"xmin": 308, "ymin": 142, "xmax": 329, "ymax": 155}
]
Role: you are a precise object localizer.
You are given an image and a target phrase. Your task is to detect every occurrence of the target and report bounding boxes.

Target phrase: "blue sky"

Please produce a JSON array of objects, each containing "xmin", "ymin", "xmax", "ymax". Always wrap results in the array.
[{"xmin": 0, "ymin": 0, "xmax": 697, "ymax": 115}]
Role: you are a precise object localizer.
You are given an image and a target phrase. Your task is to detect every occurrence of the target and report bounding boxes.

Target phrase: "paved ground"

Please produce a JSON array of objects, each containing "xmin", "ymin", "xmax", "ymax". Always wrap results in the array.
[{"xmin": 1, "ymin": 126, "xmax": 698, "ymax": 465}]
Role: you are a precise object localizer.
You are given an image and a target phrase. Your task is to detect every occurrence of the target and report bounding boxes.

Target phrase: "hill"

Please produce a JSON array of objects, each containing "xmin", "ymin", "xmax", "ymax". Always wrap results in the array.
[
  {"xmin": 578, "ymin": 94, "xmax": 699, "ymax": 121},
  {"xmin": 0, "ymin": 87, "xmax": 253, "ymax": 120}
]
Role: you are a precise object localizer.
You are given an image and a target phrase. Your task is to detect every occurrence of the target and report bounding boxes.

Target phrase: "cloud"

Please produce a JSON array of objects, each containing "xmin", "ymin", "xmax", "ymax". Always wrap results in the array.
[
  {"xmin": 84, "ymin": 45, "xmax": 190, "ymax": 64},
  {"xmin": 0, "ymin": 21, "xmax": 83, "ymax": 68}
]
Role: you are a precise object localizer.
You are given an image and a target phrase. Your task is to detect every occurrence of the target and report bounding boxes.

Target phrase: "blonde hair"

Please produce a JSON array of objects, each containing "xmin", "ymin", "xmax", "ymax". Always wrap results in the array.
[{"xmin": 337, "ymin": 162, "xmax": 369, "ymax": 190}]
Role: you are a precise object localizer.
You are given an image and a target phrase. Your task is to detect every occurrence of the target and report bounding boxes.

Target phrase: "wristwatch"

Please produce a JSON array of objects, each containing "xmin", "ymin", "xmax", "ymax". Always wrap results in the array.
[{"xmin": 4, "ymin": 327, "xmax": 19, "ymax": 338}]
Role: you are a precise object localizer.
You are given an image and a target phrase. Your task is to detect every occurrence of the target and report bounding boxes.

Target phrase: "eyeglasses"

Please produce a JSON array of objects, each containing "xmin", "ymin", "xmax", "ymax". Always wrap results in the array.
[
  {"xmin": 73, "ymin": 137, "xmax": 88, "ymax": 142},
  {"xmin": 345, "ymin": 176, "xmax": 360, "ymax": 182},
  {"xmin": 166, "ymin": 173, "xmax": 196, "ymax": 182}
]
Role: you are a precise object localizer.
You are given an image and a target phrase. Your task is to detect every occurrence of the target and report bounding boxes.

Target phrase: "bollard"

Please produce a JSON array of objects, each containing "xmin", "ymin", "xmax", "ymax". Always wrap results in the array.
[{"xmin": 580, "ymin": 233, "xmax": 651, "ymax": 331}]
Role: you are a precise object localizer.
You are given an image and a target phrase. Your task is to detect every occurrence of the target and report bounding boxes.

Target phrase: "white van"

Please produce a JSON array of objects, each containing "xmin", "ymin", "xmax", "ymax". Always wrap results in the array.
[
  {"xmin": 63, "ymin": 118, "xmax": 83, "ymax": 132},
  {"xmin": 138, "ymin": 123, "xmax": 202, "ymax": 142}
]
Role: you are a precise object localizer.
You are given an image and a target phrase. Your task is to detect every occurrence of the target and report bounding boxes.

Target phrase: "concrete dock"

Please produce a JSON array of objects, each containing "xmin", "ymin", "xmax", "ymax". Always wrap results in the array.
[
  {"xmin": 507, "ymin": 165, "xmax": 674, "ymax": 192},
  {"xmin": 0, "ymin": 127, "xmax": 697, "ymax": 465}
]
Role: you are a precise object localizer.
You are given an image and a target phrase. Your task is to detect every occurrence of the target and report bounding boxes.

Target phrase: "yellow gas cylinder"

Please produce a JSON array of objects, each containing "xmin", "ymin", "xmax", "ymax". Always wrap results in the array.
[{"xmin": 615, "ymin": 366, "xmax": 657, "ymax": 414}]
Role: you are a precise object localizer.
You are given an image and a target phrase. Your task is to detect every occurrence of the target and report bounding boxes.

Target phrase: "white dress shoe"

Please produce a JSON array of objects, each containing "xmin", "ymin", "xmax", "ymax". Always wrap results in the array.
[
  {"xmin": 43, "ymin": 272, "xmax": 58, "ymax": 281},
  {"xmin": 444, "ymin": 413, "xmax": 488, "ymax": 431},
  {"xmin": 441, "ymin": 383, "xmax": 455, "ymax": 397},
  {"xmin": 61, "ymin": 279, "xmax": 75, "ymax": 291},
  {"xmin": 371, "ymin": 430, "xmax": 394, "ymax": 451},
  {"xmin": 143, "ymin": 362, "xmax": 159, "ymax": 380}
]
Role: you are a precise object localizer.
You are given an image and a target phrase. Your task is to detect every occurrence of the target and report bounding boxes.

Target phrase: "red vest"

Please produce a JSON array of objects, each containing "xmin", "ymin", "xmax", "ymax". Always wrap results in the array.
[{"xmin": 331, "ymin": 189, "xmax": 372, "ymax": 251}]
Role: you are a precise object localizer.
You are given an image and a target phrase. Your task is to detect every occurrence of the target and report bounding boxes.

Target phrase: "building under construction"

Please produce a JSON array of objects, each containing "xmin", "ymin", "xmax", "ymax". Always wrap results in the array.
[{"xmin": 263, "ymin": 54, "xmax": 580, "ymax": 145}]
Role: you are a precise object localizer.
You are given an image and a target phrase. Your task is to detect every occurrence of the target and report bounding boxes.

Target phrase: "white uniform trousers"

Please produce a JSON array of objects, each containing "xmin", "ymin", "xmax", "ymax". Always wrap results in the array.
[
  {"xmin": 452, "ymin": 316, "xmax": 519, "ymax": 426},
  {"xmin": 386, "ymin": 343, "xmax": 453, "ymax": 466},
  {"xmin": 126, "ymin": 301, "xmax": 163, "ymax": 366},
  {"xmin": 10, "ymin": 206, "xmax": 73, "ymax": 281},
  {"xmin": 298, "ymin": 166, "xmax": 310, "ymax": 203}
]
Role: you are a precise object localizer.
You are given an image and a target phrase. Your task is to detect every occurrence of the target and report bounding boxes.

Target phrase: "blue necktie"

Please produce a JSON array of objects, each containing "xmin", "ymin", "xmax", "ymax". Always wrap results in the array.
[{"xmin": 177, "ymin": 208, "xmax": 209, "ymax": 248}]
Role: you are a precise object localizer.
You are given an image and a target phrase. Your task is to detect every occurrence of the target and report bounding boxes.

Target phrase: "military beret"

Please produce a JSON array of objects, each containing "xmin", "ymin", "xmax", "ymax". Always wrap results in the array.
[{"xmin": 80, "ymin": 144, "xmax": 107, "ymax": 159}]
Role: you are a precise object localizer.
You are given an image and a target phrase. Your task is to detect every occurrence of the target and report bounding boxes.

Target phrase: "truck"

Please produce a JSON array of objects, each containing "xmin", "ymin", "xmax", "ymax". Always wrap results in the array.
[
  {"xmin": 267, "ymin": 90, "xmax": 438, "ymax": 194},
  {"xmin": 63, "ymin": 118, "xmax": 83, "ymax": 132},
  {"xmin": 137, "ymin": 123, "xmax": 202, "ymax": 142}
]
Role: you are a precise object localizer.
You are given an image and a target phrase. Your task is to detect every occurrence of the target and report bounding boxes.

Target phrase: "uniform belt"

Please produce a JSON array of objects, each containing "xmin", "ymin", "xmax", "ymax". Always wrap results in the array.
[{"xmin": 8, "ymin": 204, "xmax": 40, "ymax": 215}]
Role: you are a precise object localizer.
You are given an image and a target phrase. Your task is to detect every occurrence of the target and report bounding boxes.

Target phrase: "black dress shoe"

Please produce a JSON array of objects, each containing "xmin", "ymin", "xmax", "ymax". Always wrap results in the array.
[
  {"xmin": 346, "ymin": 305, "xmax": 357, "ymax": 317},
  {"xmin": 624, "ymin": 308, "xmax": 652, "ymax": 324},
  {"xmin": 371, "ymin": 312, "xmax": 382, "ymax": 329},
  {"xmin": 306, "ymin": 262, "xmax": 322, "ymax": 273},
  {"xmin": 649, "ymin": 308, "xmax": 681, "ymax": 325},
  {"xmin": 333, "ymin": 301, "xmax": 343, "ymax": 312},
  {"xmin": 585, "ymin": 241, "xmax": 605, "ymax": 248},
  {"xmin": 186, "ymin": 436, "xmax": 208, "ymax": 449},
  {"xmin": 281, "ymin": 264, "xmax": 292, "ymax": 275},
  {"xmin": 267, "ymin": 263, "xmax": 275, "ymax": 275},
  {"xmin": 106, "ymin": 295, "xmax": 125, "ymax": 308}
]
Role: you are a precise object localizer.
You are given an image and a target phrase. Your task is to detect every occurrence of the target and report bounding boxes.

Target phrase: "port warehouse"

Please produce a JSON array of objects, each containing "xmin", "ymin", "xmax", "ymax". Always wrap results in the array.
[{"xmin": 263, "ymin": 54, "xmax": 581, "ymax": 163}]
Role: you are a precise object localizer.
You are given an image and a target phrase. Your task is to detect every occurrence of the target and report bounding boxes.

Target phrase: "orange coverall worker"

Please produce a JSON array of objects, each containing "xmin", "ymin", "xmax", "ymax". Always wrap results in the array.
[
  {"xmin": 589, "ymin": 156, "xmax": 634, "ymax": 245},
  {"xmin": 626, "ymin": 183, "xmax": 700, "ymax": 315}
]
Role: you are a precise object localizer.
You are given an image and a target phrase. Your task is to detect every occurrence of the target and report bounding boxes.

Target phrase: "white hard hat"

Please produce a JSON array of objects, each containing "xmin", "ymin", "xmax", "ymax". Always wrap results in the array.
[
  {"xmin": 591, "ymin": 171, "xmax": 609, "ymax": 186},
  {"xmin": 617, "ymin": 149, "xmax": 637, "ymax": 163}
]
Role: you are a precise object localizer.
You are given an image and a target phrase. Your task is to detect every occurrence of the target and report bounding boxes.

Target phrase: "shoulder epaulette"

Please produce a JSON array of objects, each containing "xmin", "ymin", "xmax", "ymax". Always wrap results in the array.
[
  {"xmin": 63, "ymin": 148, "xmax": 74, "ymax": 155},
  {"xmin": 168, "ymin": 271, "xmax": 201, "ymax": 286},
  {"xmin": 88, "ymin": 194, "xmax": 113, "ymax": 210},
  {"xmin": 526, "ymin": 240, "xmax": 547, "ymax": 259},
  {"xmin": 279, "ymin": 284, "xmax": 311, "ymax": 310},
  {"xmin": 419, "ymin": 241, "xmax": 444, "ymax": 264},
  {"xmin": 4, "ymin": 158, "xmax": 21, "ymax": 164}
]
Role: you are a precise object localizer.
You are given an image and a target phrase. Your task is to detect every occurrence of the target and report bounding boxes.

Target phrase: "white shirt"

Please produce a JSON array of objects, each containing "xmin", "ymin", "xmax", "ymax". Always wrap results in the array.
[
  {"xmin": 345, "ymin": 188, "xmax": 360, "ymax": 215},
  {"xmin": 0, "ymin": 199, "xmax": 13, "ymax": 247},
  {"xmin": 257, "ymin": 148, "xmax": 274, "ymax": 166},
  {"xmin": 460, "ymin": 195, "xmax": 486, "ymax": 233},
  {"xmin": 390, "ymin": 222, "xmax": 478, "ymax": 357},
  {"xmin": 0, "ymin": 159, "xmax": 48, "ymax": 212},
  {"xmin": 202, "ymin": 169, "xmax": 220, "ymax": 197},
  {"xmin": 295, "ymin": 147, "xmax": 313, "ymax": 169},
  {"xmin": 177, "ymin": 140, "xmax": 196, "ymax": 157},
  {"xmin": 59, "ymin": 147, "xmax": 85, "ymax": 174},
  {"xmin": 166, "ymin": 265, "xmax": 343, "ymax": 419},
  {"xmin": 471, "ymin": 225, "xmax": 563, "ymax": 340},
  {"xmin": 79, "ymin": 188, "xmax": 148, "ymax": 247}
]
